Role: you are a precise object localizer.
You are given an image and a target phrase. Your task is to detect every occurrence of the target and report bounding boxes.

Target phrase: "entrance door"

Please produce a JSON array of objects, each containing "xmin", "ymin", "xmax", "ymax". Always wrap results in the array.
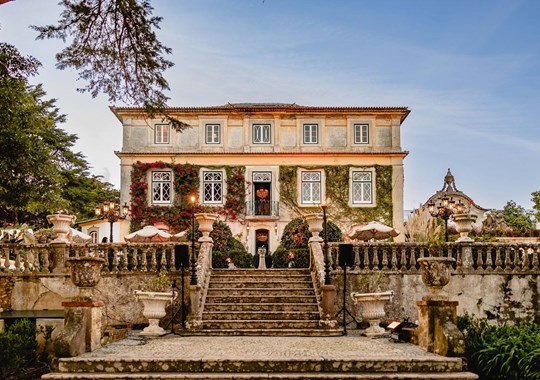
[{"xmin": 253, "ymin": 172, "xmax": 272, "ymax": 216}]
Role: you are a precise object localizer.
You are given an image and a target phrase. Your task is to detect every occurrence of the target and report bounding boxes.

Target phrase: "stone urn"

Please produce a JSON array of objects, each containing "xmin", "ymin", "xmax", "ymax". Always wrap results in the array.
[
  {"xmin": 453, "ymin": 213, "xmax": 478, "ymax": 243},
  {"xmin": 417, "ymin": 257, "xmax": 455, "ymax": 301},
  {"xmin": 47, "ymin": 214, "xmax": 76, "ymax": 244},
  {"xmin": 66, "ymin": 256, "xmax": 105, "ymax": 299},
  {"xmin": 351, "ymin": 291, "xmax": 394, "ymax": 337},
  {"xmin": 134, "ymin": 290, "xmax": 174, "ymax": 336},
  {"xmin": 304, "ymin": 213, "xmax": 323, "ymax": 242},
  {"xmin": 195, "ymin": 213, "xmax": 218, "ymax": 242}
]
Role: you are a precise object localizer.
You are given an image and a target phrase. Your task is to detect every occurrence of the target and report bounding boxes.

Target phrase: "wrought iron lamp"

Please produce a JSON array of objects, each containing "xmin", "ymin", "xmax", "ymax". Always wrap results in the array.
[
  {"xmin": 427, "ymin": 196, "xmax": 465, "ymax": 242},
  {"xmin": 190, "ymin": 195, "xmax": 198, "ymax": 285},
  {"xmin": 94, "ymin": 200, "xmax": 129, "ymax": 243},
  {"xmin": 321, "ymin": 201, "xmax": 332, "ymax": 285}
]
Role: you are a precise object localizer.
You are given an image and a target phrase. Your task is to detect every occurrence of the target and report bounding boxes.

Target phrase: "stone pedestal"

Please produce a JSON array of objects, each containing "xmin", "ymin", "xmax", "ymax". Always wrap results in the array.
[
  {"xmin": 319, "ymin": 284, "xmax": 337, "ymax": 328},
  {"xmin": 416, "ymin": 300, "xmax": 465, "ymax": 357},
  {"xmin": 55, "ymin": 300, "xmax": 104, "ymax": 357},
  {"xmin": 186, "ymin": 284, "xmax": 202, "ymax": 329},
  {"xmin": 50, "ymin": 243, "xmax": 69, "ymax": 274}
]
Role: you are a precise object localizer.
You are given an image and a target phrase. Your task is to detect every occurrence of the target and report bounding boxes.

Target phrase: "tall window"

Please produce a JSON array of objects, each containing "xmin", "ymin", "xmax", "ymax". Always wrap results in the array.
[
  {"xmin": 205, "ymin": 124, "xmax": 221, "ymax": 144},
  {"xmin": 354, "ymin": 123, "xmax": 369, "ymax": 144},
  {"xmin": 89, "ymin": 231, "xmax": 98, "ymax": 244},
  {"xmin": 155, "ymin": 124, "xmax": 170, "ymax": 144},
  {"xmin": 301, "ymin": 171, "xmax": 321, "ymax": 204},
  {"xmin": 303, "ymin": 124, "xmax": 318, "ymax": 144},
  {"xmin": 351, "ymin": 171, "xmax": 372, "ymax": 204},
  {"xmin": 203, "ymin": 171, "xmax": 223, "ymax": 204},
  {"xmin": 152, "ymin": 171, "xmax": 172, "ymax": 204},
  {"xmin": 253, "ymin": 124, "xmax": 271, "ymax": 144}
]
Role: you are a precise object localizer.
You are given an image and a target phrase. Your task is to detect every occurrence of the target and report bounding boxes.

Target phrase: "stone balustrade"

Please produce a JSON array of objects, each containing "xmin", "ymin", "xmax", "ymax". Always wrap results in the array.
[
  {"xmin": 326, "ymin": 242, "xmax": 540, "ymax": 274},
  {"xmin": 0, "ymin": 242, "xmax": 194, "ymax": 275}
]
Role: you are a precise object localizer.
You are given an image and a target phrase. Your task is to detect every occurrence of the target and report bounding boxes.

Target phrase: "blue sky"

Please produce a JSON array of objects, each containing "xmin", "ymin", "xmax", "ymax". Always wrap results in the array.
[{"xmin": 1, "ymin": 0, "xmax": 539, "ymax": 211}]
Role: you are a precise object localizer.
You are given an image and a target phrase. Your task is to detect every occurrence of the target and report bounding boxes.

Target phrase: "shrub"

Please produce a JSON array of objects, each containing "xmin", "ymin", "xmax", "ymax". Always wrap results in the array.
[
  {"xmin": 280, "ymin": 217, "xmax": 342, "ymax": 250},
  {"xmin": 213, "ymin": 249, "xmax": 253, "ymax": 268},
  {"xmin": 458, "ymin": 314, "xmax": 540, "ymax": 380},
  {"xmin": 0, "ymin": 318, "xmax": 51, "ymax": 379},
  {"xmin": 272, "ymin": 247, "xmax": 309, "ymax": 268}
]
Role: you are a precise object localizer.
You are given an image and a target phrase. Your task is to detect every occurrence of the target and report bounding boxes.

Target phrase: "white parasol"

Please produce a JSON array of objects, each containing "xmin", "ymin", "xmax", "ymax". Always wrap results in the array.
[
  {"xmin": 349, "ymin": 221, "xmax": 399, "ymax": 241},
  {"xmin": 172, "ymin": 230, "xmax": 188, "ymax": 242},
  {"xmin": 125, "ymin": 225, "xmax": 173, "ymax": 243}
]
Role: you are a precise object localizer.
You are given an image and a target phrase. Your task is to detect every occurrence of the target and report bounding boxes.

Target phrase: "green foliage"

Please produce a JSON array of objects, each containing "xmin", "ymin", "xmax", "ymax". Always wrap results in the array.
[
  {"xmin": 280, "ymin": 217, "xmax": 342, "ymax": 250},
  {"xmin": 458, "ymin": 314, "xmax": 540, "ymax": 380},
  {"xmin": 532, "ymin": 191, "xmax": 540, "ymax": 223},
  {"xmin": 497, "ymin": 200, "xmax": 535, "ymax": 234},
  {"xmin": 278, "ymin": 165, "xmax": 393, "ymax": 226},
  {"xmin": 213, "ymin": 249, "xmax": 253, "ymax": 268},
  {"xmin": 0, "ymin": 318, "xmax": 49, "ymax": 379},
  {"xmin": 272, "ymin": 247, "xmax": 309, "ymax": 268},
  {"xmin": 0, "ymin": 43, "xmax": 116, "ymax": 227},
  {"xmin": 32, "ymin": 0, "xmax": 188, "ymax": 131},
  {"xmin": 141, "ymin": 271, "xmax": 171, "ymax": 292}
]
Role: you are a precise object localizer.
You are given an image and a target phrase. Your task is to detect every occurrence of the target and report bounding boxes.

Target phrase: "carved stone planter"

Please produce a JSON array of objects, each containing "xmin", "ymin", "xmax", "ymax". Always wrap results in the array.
[
  {"xmin": 304, "ymin": 213, "xmax": 323, "ymax": 242},
  {"xmin": 418, "ymin": 257, "xmax": 455, "ymax": 301},
  {"xmin": 47, "ymin": 214, "xmax": 76, "ymax": 244},
  {"xmin": 453, "ymin": 213, "xmax": 478, "ymax": 243},
  {"xmin": 351, "ymin": 291, "xmax": 394, "ymax": 337},
  {"xmin": 134, "ymin": 291, "xmax": 174, "ymax": 336},
  {"xmin": 66, "ymin": 256, "xmax": 105, "ymax": 299},
  {"xmin": 195, "ymin": 213, "xmax": 218, "ymax": 242}
]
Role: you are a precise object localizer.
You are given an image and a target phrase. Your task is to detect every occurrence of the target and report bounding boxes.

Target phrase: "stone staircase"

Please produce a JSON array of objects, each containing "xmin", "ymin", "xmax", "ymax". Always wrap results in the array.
[{"xmin": 197, "ymin": 268, "xmax": 341, "ymax": 336}]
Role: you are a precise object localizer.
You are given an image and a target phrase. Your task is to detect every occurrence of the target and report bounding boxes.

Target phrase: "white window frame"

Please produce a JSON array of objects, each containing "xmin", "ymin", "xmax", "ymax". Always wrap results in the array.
[
  {"xmin": 199, "ymin": 168, "xmax": 226, "ymax": 205},
  {"xmin": 151, "ymin": 171, "xmax": 173, "ymax": 205},
  {"xmin": 154, "ymin": 124, "xmax": 170, "ymax": 144},
  {"xmin": 303, "ymin": 124, "xmax": 319, "ymax": 144},
  {"xmin": 353, "ymin": 123, "xmax": 369, "ymax": 144},
  {"xmin": 202, "ymin": 170, "xmax": 224, "ymax": 204},
  {"xmin": 205, "ymin": 123, "xmax": 221, "ymax": 144},
  {"xmin": 297, "ymin": 169, "xmax": 325, "ymax": 206},
  {"xmin": 348, "ymin": 167, "xmax": 376, "ymax": 207},
  {"xmin": 252, "ymin": 124, "xmax": 271, "ymax": 144}
]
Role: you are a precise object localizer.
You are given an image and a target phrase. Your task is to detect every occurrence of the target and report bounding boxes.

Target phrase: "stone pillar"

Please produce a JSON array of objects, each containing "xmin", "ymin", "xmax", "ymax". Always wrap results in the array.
[
  {"xmin": 319, "ymin": 284, "xmax": 337, "ymax": 329},
  {"xmin": 55, "ymin": 300, "xmax": 104, "ymax": 357},
  {"xmin": 458, "ymin": 243, "xmax": 473, "ymax": 273},
  {"xmin": 392, "ymin": 164, "xmax": 405, "ymax": 242},
  {"xmin": 186, "ymin": 284, "xmax": 202, "ymax": 329},
  {"xmin": 416, "ymin": 300, "xmax": 465, "ymax": 357}
]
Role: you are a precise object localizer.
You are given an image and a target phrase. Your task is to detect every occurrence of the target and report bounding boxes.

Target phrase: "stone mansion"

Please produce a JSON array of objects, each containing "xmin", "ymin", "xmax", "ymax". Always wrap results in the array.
[{"xmin": 111, "ymin": 103, "xmax": 410, "ymax": 254}]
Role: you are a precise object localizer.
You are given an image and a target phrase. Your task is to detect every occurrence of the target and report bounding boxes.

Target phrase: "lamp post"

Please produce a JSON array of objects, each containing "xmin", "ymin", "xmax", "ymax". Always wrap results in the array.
[
  {"xmin": 427, "ymin": 196, "xmax": 465, "ymax": 242},
  {"xmin": 190, "ymin": 195, "xmax": 197, "ymax": 285},
  {"xmin": 321, "ymin": 202, "xmax": 331, "ymax": 285},
  {"xmin": 94, "ymin": 200, "xmax": 129, "ymax": 243}
]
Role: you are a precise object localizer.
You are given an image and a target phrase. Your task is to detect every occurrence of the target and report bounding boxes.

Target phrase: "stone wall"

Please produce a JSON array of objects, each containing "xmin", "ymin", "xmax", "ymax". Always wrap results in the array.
[{"xmin": 337, "ymin": 270, "xmax": 540, "ymax": 325}]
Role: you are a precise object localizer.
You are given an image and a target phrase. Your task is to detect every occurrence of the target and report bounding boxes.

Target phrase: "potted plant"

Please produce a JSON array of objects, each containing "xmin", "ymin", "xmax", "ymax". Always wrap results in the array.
[
  {"xmin": 351, "ymin": 271, "xmax": 394, "ymax": 337},
  {"xmin": 134, "ymin": 271, "xmax": 175, "ymax": 336},
  {"xmin": 418, "ymin": 229, "xmax": 455, "ymax": 300}
]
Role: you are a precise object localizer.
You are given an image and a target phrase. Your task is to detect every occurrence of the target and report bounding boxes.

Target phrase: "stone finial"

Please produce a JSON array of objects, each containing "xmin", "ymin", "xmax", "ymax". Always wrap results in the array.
[{"xmin": 440, "ymin": 168, "xmax": 459, "ymax": 192}]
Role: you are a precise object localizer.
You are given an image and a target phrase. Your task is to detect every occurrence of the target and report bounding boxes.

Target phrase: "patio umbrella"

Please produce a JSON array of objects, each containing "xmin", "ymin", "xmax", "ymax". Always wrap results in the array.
[
  {"xmin": 349, "ymin": 221, "xmax": 399, "ymax": 241},
  {"xmin": 124, "ymin": 225, "xmax": 173, "ymax": 243},
  {"xmin": 69, "ymin": 228, "xmax": 92, "ymax": 244},
  {"xmin": 172, "ymin": 230, "xmax": 188, "ymax": 242}
]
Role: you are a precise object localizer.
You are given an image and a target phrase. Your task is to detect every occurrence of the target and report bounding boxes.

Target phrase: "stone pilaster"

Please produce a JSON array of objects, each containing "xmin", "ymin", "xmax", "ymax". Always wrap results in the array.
[
  {"xmin": 55, "ymin": 300, "xmax": 104, "ymax": 357},
  {"xmin": 416, "ymin": 300, "xmax": 465, "ymax": 357}
]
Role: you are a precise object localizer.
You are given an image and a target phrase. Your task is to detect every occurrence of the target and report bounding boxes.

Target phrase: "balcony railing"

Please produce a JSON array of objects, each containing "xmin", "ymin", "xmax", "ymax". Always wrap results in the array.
[{"xmin": 245, "ymin": 200, "xmax": 279, "ymax": 217}]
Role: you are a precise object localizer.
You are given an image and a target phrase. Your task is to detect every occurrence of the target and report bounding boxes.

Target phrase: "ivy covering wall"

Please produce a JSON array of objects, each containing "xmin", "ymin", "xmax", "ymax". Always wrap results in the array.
[
  {"xmin": 278, "ymin": 165, "xmax": 394, "ymax": 227},
  {"xmin": 129, "ymin": 161, "xmax": 246, "ymax": 232}
]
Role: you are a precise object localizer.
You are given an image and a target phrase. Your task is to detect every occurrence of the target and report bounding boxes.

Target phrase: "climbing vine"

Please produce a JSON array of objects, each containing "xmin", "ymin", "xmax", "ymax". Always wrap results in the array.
[
  {"xmin": 278, "ymin": 165, "xmax": 393, "ymax": 227},
  {"xmin": 129, "ymin": 161, "xmax": 247, "ymax": 232}
]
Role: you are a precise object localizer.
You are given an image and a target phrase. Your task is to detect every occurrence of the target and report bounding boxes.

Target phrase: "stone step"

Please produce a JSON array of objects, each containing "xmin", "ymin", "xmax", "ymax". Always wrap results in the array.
[
  {"xmin": 212, "ymin": 269, "xmax": 310, "ymax": 276},
  {"xmin": 209, "ymin": 281, "xmax": 314, "ymax": 289},
  {"xmin": 203, "ymin": 302, "xmax": 319, "ymax": 312},
  {"xmin": 52, "ymin": 356, "xmax": 468, "ymax": 374},
  {"xmin": 43, "ymin": 372, "xmax": 479, "ymax": 379},
  {"xmin": 206, "ymin": 288, "xmax": 316, "ymax": 297},
  {"xmin": 205, "ymin": 295, "xmax": 317, "ymax": 304},
  {"xmin": 186, "ymin": 328, "xmax": 344, "ymax": 337},
  {"xmin": 203, "ymin": 311, "xmax": 320, "ymax": 321},
  {"xmin": 202, "ymin": 319, "xmax": 322, "ymax": 329}
]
